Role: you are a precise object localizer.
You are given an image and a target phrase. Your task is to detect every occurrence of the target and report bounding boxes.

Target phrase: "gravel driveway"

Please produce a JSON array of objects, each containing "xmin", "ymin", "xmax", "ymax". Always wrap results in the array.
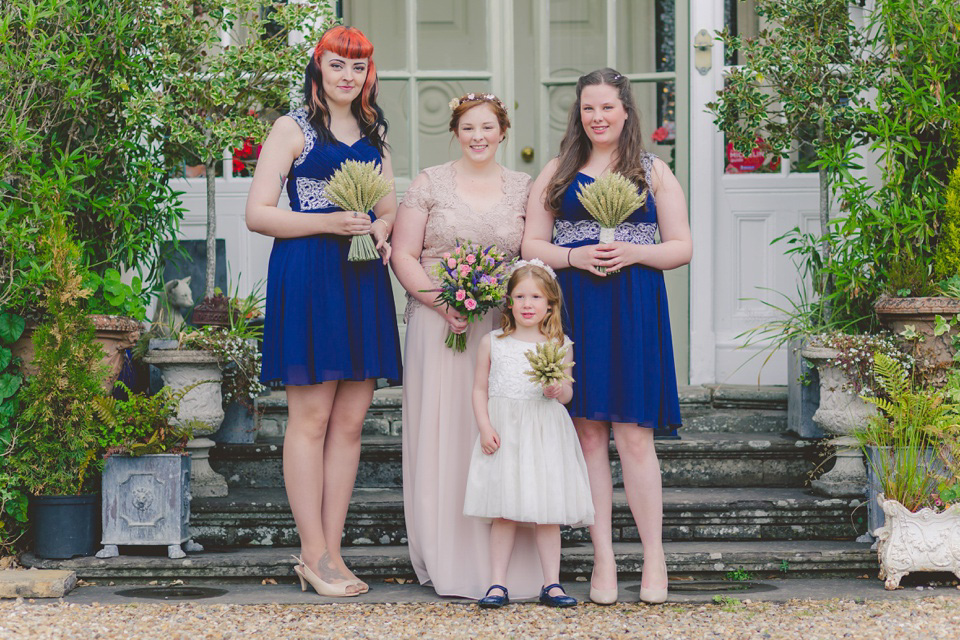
[{"xmin": 3, "ymin": 597, "xmax": 960, "ymax": 639}]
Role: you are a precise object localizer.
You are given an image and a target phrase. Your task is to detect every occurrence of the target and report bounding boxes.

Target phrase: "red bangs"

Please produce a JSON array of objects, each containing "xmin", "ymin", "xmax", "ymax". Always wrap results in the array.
[{"xmin": 315, "ymin": 26, "xmax": 374, "ymax": 62}]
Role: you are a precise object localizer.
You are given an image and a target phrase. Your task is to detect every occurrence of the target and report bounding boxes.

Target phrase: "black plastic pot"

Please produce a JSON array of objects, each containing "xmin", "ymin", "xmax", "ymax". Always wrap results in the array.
[{"xmin": 30, "ymin": 494, "xmax": 100, "ymax": 559}]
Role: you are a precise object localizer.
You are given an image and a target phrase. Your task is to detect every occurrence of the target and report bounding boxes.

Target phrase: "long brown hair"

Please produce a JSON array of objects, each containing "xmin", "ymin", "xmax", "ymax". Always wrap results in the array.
[
  {"xmin": 303, "ymin": 26, "xmax": 388, "ymax": 154},
  {"xmin": 544, "ymin": 68, "xmax": 648, "ymax": 213},
  {"xmin": 499, "ymin": 265, "xmax": 565, "ymax": 344}
]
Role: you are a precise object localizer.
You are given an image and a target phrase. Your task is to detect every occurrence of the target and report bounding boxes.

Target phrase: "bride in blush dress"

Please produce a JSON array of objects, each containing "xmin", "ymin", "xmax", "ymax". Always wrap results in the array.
[{"xmin": 390, "ymin": 93, "xmax": 544, "ymax": 599}]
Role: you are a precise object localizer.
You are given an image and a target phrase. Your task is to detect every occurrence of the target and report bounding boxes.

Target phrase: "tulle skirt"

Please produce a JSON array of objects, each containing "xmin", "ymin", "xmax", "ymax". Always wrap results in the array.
[{"xmin": 464, "ymin": 396, "xmax": 594, "ymax": 527}]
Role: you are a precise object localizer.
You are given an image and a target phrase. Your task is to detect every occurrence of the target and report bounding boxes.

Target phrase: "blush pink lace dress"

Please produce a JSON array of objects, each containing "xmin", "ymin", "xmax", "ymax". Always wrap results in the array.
[{"xmin": 400, "ymin": 161, "xmax": 544, "ymax": 599}]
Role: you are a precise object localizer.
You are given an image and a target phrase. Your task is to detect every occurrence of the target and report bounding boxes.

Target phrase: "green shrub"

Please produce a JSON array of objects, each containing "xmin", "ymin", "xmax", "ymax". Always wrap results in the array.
[
  {"xmin": 934, "ymin": 164, "xmax": 960, "ymax": 283},
  {"xmin": 0, "ymin": 0, "xmax": 184, "ymax": 318},
  {"xmin": 10, "ymin": 213, "xmax": 106, "ymax": 496}
]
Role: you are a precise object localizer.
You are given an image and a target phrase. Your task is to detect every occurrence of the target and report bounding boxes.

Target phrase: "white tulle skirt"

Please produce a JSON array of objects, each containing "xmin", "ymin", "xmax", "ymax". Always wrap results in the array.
[{"xmin": 463, "ymin": 396, "xmax": 595, "ymax": 527}]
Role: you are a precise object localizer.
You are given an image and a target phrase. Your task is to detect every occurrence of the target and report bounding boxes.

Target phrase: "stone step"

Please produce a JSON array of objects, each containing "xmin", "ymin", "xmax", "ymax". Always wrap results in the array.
[
  {"xmin": 21, "ymin": 540, "xmax": 877, "ymax": 582},
  {"xmin": 211, "ymin": 432, "xmax": 821, "ymax": 490},
  {"xmin": 189, "ymin": 487, "xmax": 866, "ymax": 548},
  {"xmin": 255, "ymin": 384, "xmax": 790, "ymax": 439}
]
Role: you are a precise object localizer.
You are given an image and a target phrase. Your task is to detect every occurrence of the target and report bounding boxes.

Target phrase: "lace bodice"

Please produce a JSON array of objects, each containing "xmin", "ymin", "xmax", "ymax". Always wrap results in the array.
[
  {"xmin": 552, "ymin": 152, "xmax": 660, "ymax": 247},
  {"xmin": 488, "ymin": 330, "xmax": 571, "ymax": 402},
  {"xmin": 401, "ymin": 162, "xmax": 531, "ymax": 320}
]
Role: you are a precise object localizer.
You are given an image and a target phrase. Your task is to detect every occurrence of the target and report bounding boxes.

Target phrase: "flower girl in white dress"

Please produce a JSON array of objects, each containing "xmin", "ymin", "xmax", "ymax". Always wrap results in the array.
[{"xmin": 463, "ymin": 260, "xmax": 594, "ymax": 608}]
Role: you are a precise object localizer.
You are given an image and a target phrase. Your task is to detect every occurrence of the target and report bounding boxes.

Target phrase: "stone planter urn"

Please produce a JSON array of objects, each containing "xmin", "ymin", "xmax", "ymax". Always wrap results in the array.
[
  {"xmin": 96, "ymin": 454, "xmax": 203, "ymax": 559},
  {"xmin": 875, "ymin": 296, "xmax": 960, "ymax": 387},
  {"xmin": 875, "ymin": 494, "xmax": 960, "ymax": 590},
  {"xmin": 144, "ymin": 343, "xmax": 228, "ymax": 498},
  {"xmin": 801, "ymin": 345, "xmax": 878, "ymax": 497}
]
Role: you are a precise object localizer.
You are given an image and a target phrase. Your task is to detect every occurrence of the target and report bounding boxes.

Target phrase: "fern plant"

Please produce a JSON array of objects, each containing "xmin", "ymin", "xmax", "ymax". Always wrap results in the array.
[
  {"xmin": 94, "ymin": 382, "xmax": 198, "ymax": 457},
  {"xmin": 856, "ymin": 352, "xmax": 956, "ymax": 511}
]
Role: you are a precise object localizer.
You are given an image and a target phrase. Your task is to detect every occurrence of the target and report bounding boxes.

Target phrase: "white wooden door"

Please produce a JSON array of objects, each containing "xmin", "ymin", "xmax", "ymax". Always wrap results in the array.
[{"xmin": 688, "ymin": 0, "xmax": 820, "ymax": 386}]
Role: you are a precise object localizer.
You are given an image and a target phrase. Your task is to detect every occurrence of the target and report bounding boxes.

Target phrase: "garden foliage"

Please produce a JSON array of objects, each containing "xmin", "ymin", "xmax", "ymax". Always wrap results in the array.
[
  {"xmin": 9, "ymin": 212, "xmax": 107, "ymax": 497},
  {"xmin": 0, "ymin": 0, "xmax": 184, "ymax": 319}
]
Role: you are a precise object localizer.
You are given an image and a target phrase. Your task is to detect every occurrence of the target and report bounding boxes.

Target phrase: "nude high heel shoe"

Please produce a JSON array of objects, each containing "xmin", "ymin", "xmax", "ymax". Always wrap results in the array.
[
  {"xmin": 639, "ymin": 561, "xmax": 668, "ymax": 604},
  {"xmin": 589, "ymin": 569, "xmax": 618, "ymax": 605},
  {"xmin": 292, "ymin": 555, "xmax": 361, "ymax": 597}
]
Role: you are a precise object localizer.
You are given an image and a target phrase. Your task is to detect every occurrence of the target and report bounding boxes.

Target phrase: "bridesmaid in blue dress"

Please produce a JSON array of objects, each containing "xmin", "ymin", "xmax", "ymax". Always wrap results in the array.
[
  {"xmin": 521, "ymin": 68, "xmax": 692, "ymax": 605},
  {"xmin": 246, "ymin": 26, "xmax": 401, "ymax": 597}
]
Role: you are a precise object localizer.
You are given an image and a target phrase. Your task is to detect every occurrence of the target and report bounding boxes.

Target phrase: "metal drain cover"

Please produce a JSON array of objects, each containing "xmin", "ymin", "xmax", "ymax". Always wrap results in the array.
[
  {"xmin": 630, "ymin": 581, "xmax": 778, "ymax": 594},
  {"xmin": 116, "ymin": 586, "xmax": 228, "ymax": 600}
]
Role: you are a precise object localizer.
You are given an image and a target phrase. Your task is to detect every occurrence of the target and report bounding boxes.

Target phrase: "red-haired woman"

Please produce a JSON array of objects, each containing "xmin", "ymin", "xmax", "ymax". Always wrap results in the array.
[
  {"xmin": 522, "ymin": 68, "xmax": 692, "ymax": 605},
  {"xmin": 246, "ymin": 26, "xmax": 401, "ymax": 597}
]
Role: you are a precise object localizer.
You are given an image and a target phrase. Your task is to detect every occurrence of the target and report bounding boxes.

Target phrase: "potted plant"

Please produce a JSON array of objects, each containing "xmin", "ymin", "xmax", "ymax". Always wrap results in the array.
[
  {"xmin": 93, "ymin": 383, "xmax": 204, "ymax": 559},
  {"xmin": 204, "ymin": 283, "xmax": 267, "ymax": 444},
  {"xmin": 855, "ymin": 354, "xmax": 960, "ymax": 589},
  {"xmin": 800, "ymin": 332, "xmax": 913, "ymax": 497},
  {"xmin": 8, "ymin": 215, "xmax": 108, "ymax": 559}
]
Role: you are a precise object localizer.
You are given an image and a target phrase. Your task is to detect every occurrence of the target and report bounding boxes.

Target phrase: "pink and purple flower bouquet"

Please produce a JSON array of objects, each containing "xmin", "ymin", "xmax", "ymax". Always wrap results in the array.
[{"xmin": 426, "ymin": 241, "xmax": 513, "ymax": 352}]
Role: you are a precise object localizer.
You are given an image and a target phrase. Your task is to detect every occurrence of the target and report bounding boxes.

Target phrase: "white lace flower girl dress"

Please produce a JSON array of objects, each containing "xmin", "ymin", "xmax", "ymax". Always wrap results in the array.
[{"xmin": 463, "ymin": 330, "xmax": 595, "ymax": 526}]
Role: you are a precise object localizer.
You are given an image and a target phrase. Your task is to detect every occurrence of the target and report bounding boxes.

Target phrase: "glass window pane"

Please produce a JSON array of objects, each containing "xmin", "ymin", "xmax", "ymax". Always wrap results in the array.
[
  {"xmin": 631, "ymin": 81, "xmax": 677, "ymax": 168},
  {"xmin": 616, "ymin": 0, "xmax": 675, "ymax": 74},
  {"xmin": 418, "ymin": 80, "xmax": 492, "ymax": 171},
  {"xmin": 724, "ymin": 0, "xmax": 760, "ymax": 66},
  {"xmin": 344, "ymin": 0, "xmax": 407, "ymax": 71},
  {"xmin": 379, "ymin": 80, "xmax": 411, "ymax": 180},
  {"xmin": 549, "ymin": 0, "xmax": 606, "ymax": 79},
  {"xmin": 418, "ymin": 0, "xmax": 487, "ymax": 71}
]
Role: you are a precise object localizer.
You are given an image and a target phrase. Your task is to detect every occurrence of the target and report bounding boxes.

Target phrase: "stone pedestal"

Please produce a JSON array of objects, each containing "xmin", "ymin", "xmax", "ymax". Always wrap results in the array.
[
  {"xmin": 801, "ymin": 345, "xmax": 877, "ymax": 498},
  {"xmin": 185, "ymin": 437, "xmax": 228, "ymax": 498}
]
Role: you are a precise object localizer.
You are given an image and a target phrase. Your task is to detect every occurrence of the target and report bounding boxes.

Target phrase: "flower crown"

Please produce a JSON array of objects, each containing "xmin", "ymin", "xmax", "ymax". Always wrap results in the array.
[
  {"xmin": 510, "ymin": 258, "xmax": 557, "ymax": 281},
  {"xmin": 448, "ymin": 93, "xmax": 507, "ymax": 113}
]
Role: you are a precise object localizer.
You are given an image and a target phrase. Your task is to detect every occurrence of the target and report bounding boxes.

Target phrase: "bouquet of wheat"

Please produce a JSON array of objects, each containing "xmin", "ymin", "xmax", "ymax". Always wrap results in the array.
[
  {"xmin": 323, "ymin": 159, "xmax": 394, "ymax": 262},
  {"xmin": 524, "ymin": 340, "xmax": 574, "ymax": 389},
  {"xmin": 576, "ymin": 172, "xmax": 647, "ymax": 273}
]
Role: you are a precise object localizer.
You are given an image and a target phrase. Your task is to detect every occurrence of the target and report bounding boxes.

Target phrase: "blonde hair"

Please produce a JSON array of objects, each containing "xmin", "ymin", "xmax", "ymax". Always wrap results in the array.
[{"xmin": 499, "ymin": 265, "xmax": 565, "ymax": 343}]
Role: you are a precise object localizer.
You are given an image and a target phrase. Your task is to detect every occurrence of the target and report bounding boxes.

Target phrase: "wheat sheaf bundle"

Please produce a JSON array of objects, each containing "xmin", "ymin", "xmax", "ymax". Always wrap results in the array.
[
  {"xmin": 524, "ymin": 341, "xmax": 574, "ymax": 388},
  {"xmin": 576, "ymin": 171, "xmax": 647, "ymax": 228},
  {"xmin": 323, "ymin": 159, "xmax": 394, "ymax": 261}
]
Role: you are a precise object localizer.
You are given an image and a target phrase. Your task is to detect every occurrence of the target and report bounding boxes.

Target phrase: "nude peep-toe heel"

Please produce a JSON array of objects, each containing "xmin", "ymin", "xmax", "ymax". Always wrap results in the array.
[
  {"xmin": 588, "ymin": 569, "xmax": 618, "ymax": 605},
  {"xmin": 292, "ymin": 555, "xmax": 361, "ymax": 597}
]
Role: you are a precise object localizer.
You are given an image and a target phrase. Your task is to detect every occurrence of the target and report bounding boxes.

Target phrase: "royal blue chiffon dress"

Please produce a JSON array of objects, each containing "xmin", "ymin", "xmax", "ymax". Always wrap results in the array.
[
  {"xmin": 552, "ymin": 153, "xmax": 682, "ymax": 430},
  {"xmin": 260, "ymin": 107, "xmax": 402, "ymax": 386}
]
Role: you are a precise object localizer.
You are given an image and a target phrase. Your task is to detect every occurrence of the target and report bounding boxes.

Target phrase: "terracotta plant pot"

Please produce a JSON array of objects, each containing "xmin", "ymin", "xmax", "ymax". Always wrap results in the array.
[
  {"xmin": 11, "ymin": 315, "xmax": 141, "ymax": 390},
  {"xmin": 874, "ymin": 296, "xmax": 960, "ymax": 387}
]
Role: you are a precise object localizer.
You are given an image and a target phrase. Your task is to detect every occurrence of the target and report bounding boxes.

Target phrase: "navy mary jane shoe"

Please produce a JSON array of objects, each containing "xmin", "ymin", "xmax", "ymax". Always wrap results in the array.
[
  {"xmin": 539, "ymin": 583, "xmax": 577, "ymax": 608},
  {"xmin": 478, "ymin": 584, "xmax": 509, "ymax": 609}
]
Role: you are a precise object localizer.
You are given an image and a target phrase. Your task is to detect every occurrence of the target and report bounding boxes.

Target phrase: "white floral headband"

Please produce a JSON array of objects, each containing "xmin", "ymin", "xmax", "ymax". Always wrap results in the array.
[
  {"xmin": 448, "ymin": 93, "xmax": 508, "ymax": 113},
  {"xmin": 510, "ymin": 258, "xmax": 557, "ymax": 281}
]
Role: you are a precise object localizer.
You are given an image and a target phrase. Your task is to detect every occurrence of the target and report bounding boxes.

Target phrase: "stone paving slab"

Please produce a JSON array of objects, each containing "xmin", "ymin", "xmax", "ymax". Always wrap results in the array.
[
  {"xmin": 18, "ymin": 577, "xmax": 960, "ymax": 607},
  {"xmin": 0, "ymin": 569, "xmax": 76, "ymax": 598}
]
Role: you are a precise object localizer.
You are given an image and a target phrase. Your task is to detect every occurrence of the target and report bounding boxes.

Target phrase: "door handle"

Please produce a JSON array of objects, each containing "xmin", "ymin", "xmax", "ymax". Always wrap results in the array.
[
  {"xmin": 521, "ymin": 146, "xmax": 535, "ymax": 163},
  {"xmin": 694, "ymin": 29, "xmax": 714, "ymax": 76}
]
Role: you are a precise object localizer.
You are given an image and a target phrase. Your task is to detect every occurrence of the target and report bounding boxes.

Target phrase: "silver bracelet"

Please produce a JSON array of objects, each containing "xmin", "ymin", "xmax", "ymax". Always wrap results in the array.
[{"xmin": 372, "ymin": 218, "xmax": 388, "ymax": 234}]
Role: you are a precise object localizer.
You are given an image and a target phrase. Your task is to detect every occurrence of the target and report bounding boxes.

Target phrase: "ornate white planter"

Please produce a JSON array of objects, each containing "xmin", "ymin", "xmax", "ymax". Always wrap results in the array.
[
  {"xmin": 144, "ymin": 345, "xmax": 228, "ymax": 498},
  {"xmin": 875, "ymin": 494, "xmax": 960, "ymax": 590},
  {"xmin": 801, "ymin": 345, "xmax": 878, "ymax": 498}
]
